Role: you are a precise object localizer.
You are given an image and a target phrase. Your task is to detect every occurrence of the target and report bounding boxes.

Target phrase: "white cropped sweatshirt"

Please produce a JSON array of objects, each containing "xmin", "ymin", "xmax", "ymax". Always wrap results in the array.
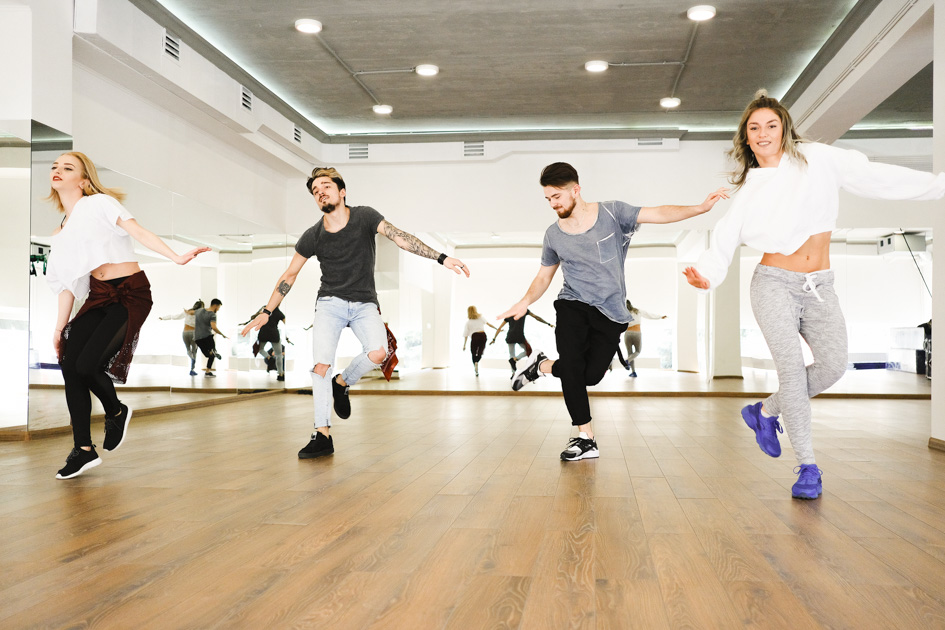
[{"xmin": 694, "ymin": 142, "xmax": 945, "ymax": 289}]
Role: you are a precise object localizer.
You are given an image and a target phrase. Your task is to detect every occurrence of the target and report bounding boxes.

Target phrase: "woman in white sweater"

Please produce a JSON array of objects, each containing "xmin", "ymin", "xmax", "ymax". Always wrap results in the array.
[{"xmin": 684, "ymin": 90, "xmax": 945, "ymax": 500}]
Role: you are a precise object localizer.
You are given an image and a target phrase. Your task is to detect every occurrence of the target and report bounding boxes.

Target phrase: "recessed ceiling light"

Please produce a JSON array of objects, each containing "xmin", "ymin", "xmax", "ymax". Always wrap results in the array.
[
  {"xmin": 415, "ymin": 64, "xmax": 439, "ymax": 76},
  {"xmin": 294, "ymin": 19, "xmax": 323, "ymax": 34},
  {"xmin": 660, "ymin": 97, "xmax": 681, "ymax": 108},
  {"xmin": 584, "ymin": 60, "xmax": 609, "ymax": 73},
  {"xmin": 687, "ymin": 5, "xmax": 716, "ymax": 21},
  {"xmin": 372, "ymin": 104, "xmax": 393, "ymax": 115}
]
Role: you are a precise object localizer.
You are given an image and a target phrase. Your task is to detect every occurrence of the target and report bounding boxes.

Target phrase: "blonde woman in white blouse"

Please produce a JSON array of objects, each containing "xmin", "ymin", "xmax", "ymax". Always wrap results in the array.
[
  {"xmin": 462, "ymin": 305, "xmax": 498, "ymax": 376},
  {"xmin": 47, "ymin": 152, "xmax": 209, "ymax": 480},
  {"xmin": 684, "ymin": 90, "xmax": 945, "ymax": 500}
]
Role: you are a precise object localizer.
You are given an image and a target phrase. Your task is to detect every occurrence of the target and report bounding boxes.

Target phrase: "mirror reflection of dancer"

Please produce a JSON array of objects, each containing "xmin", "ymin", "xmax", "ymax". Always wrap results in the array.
[
  {"xmin": 46, "ymin": 152, "xmax": 209, "ymax": 479},
  {"xmin": 242, "ymin": 167, "xmax": 470, "ymax": 459},
  {"xmin": 245, "ymin": 305, "xmax": 287, "ymax": 381},
  {"xmin": 194, "ymin": 300, "xmax": 226, "ymax": 377},
  {"xmin": 462, "ymin": 306, "xmax": 498, "ymax": 377},
  {"xmin": 491, "ymin": 309, "xmax": 553, "ymax": 378},
  {"xmin": 615, "ymin": 300, "xmax": 666, "ymax": 377},
  {"xmin": 501, "ymin": 162, "xmax": 727, "ymax": 461},
  {"xmin": 684, "ymin": 90, "xmax": 945, "ymax": 500},
  {"xmin": 159, "ymin": 299, "xmax": 204, "ymax": 375}
]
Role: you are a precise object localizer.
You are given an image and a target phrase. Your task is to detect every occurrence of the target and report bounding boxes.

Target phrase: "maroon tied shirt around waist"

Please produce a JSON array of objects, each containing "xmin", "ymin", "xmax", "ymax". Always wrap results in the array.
[{"xmin": 60, "ymin": 271, "xmax": 153, "ymax": 384}]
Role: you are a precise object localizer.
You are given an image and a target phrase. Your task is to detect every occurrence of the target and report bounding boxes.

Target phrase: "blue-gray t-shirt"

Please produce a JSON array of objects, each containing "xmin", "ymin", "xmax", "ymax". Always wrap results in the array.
[
  {"xmin": 540, "ymin": 200, "xmax": 641, "ymax": 324},
  {"xmin": 295, "ymin": 206, "xmax": 385, "ymax": 306}
]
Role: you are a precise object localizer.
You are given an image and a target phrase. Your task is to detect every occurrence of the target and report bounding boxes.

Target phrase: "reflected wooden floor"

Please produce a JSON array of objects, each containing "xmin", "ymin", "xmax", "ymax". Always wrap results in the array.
[{"xmin": 2, "ymin": 393, "xmax": 944, "ymax": 628}]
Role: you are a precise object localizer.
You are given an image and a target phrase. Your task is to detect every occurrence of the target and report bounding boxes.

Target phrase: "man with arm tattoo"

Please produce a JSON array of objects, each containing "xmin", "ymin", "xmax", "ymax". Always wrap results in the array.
[{"xmin": 242, "ymin": 166, "xmax": 470, "ymax": 459}]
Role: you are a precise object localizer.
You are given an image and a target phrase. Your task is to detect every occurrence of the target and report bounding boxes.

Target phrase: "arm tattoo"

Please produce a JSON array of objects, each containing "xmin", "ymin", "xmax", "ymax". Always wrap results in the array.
[
  {"xmin": 277, "ymin": 280, "xmax": 292, "ymax": 296},
  {"xmin": 383, "ymin": 222, "xmax": 439, "ymax": 260}
]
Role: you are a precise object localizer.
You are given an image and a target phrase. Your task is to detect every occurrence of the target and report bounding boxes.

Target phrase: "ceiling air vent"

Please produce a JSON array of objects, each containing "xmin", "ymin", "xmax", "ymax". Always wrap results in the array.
[
  {"xmin": 349, "ymin": 143, "xmax": 369, "ymax": 160},
  {"xmin": 240, "ymin": 86, "xmax": 253, "ymax": 112},
  {"xmin": 637, "ymin": 138, "xmax": 663, "ymax": 147},
  {"xmin": 163, "ymin": 31, "xmax": 181, "ymax": 61},
  {"xmin": 463, "ymin": 141, "xmax": 485, "ymax": 157},
  {"xmin": 293, "ymin": 125, "xmax": 303, "ymax": 144}
]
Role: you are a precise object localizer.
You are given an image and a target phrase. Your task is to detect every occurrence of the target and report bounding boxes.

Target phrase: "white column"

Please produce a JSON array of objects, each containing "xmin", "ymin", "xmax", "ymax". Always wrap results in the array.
[
  {"xmin": 931, "ymin": 0, "xmax": 945, "ymax": 449},
  {"xmin": 676, "ymin": 262, "xmax": 700, "ymax": 372},
  {"xmin": 710, "ymin": 246, "xmax": 743, "ymax": 378}
]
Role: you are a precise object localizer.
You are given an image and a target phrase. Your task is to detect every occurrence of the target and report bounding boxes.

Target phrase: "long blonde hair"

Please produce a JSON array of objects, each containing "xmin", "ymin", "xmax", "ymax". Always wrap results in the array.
[
  {"xmin": 467, "ymin": 305, "xmax": 481, "ymax": 320},
  {"xmin": 46, "ymin": 151, "xmax": 126, "ymax": 213},
  {"xmin": 728, "ymin": 89, "xmax": 807, "ymax": 190}
]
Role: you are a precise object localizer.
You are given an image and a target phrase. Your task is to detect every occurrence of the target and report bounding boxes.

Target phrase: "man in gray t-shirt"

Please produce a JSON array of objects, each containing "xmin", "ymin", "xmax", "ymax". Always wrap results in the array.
[
  {"xmin": 241, "ymin": 166, "xmax": 471, "ymax": 460},
  {"xmin": 194, "ymin": 299, "xmax": 226, "ymax": 376},
  {"xmin": 499, "ymin": 162, "xmax": 727, "ymax": 462}
]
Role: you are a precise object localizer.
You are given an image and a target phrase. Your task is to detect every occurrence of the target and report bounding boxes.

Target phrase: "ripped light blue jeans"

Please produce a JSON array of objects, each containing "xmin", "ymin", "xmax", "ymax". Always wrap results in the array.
[{"xmin": 310, "ymin": 297, "xmax": 387, "ymax": 429}]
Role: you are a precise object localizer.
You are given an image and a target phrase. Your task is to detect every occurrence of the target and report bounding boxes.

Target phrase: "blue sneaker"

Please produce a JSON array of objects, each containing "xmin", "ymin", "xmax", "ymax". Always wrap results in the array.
[
  {"xmin": 792, "ymin": 464, "xmax": 823, "ymax": 499},
  {"xmin": 742, "ymin": 402, "xmax": 782, "ymax": 457}
]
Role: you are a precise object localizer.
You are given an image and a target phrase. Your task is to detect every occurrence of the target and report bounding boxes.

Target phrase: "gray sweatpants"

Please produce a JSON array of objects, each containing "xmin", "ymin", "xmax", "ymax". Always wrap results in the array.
[{"xmin": 750, "ymin": 265, "xmax": 848, "ymax": 465}]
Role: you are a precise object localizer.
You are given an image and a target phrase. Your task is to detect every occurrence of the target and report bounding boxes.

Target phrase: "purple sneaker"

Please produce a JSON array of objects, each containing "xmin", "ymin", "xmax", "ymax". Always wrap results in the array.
[
  {"xmin": 792, "ymin": 464, "xmax": 823, "ymax": 499},
  {"xmin": 741, "ymin": 402, "xmax": 782, "ymax": 457}
]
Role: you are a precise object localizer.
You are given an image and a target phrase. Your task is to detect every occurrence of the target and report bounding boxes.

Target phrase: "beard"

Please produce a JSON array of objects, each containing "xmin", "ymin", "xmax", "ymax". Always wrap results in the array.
[
  {"xmin": 555, "ymin": 199, "xmax": 576, "ymax": 219},
  {"xmin": 319, "ymin": 202, "xmax": 336, "ymax": 214}
]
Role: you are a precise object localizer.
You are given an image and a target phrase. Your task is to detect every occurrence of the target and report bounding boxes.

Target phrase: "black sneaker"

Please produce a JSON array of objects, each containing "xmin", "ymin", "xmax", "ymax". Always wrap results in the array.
[
  {"xmin": 103, "ymin": 404, "xmax": 132, "ymax": 451},
  {"xmin": 508, "ymin": 357, "xmax": 517, "ymax": 379},
  {"xmin": 512, "ymin": 351, "xmax": 547, "ymax": 391},
  {"xmin": 332, "ymin": 376, "xmax": 351, "ymax": 419},
  {"xmin": 277, "ymin": 374, "xmax": 285, "ymax": 381},
  {"xmin": 560, "ymin": 433, "xmax": 599, "ymax": 461},
  {"xmin": 56, "ymin": 446, "xmax": 102, "ymax": 479},
  {"xmin": 298, "ymin": 433, "xmax": 334, "ymax": 459},
  {"xmin": 205, "ymin": 372, "xmax": 216, "ymax": 378},
  {"xmin": 213, "ymin": 350, "xmax": 222, "ymax": 360}
]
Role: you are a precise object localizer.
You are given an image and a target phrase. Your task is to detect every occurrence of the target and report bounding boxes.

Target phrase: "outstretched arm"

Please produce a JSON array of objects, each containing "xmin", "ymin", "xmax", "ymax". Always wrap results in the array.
[
  {"xmin": 490, "ymin": 320, "xmax": 507, "ymax": 344},
  {"xmin": 637, "ymin": 187, "xmax": 729, "ymax": 225},
  {"xmin": 378, "ymin": 220, "xmax": 470, "ymax": 278},
  {"xmin": 241, "ymin": 253, "xmax": 308, "ymax": 336},
  {"xmin": 497, "ymin": 264, "xmax": 559, "ymax": 321},
  {"xmin": 527, "ymin": 311, "xmax": 554, "ymax": 327},
  {"xmin": 117, "ymin": 218, "xmax": 210, "ymax": 264}
]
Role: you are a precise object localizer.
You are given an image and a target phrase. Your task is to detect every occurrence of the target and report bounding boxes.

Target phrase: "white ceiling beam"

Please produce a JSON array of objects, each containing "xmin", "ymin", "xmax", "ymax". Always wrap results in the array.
[{"xmin": 790, "ymin": 0, "xmax": 933, "ymax": 143}]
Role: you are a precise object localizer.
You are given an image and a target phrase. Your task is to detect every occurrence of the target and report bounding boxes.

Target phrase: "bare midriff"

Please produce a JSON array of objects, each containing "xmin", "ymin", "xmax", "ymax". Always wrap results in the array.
[
  {"xmin": 90, "ymin": 261, "xmax": 142, "ymax": 281},
  {"xmin": 760, "ymin": 231, "xmax": 831, "ymax": 273}
]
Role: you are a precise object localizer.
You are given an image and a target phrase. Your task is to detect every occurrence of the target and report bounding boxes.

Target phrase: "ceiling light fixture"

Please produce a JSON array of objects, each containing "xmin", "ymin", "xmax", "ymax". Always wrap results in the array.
[
  {"xmin": 415, "ymin": 64, "xmax": 439, "ymax": 76},
  {"xmin": 294, "ymin": 18, "xmax": 323, "ymax": 34},
  {"xmin": 372, "ymin": 104, "xmax": 393, "ymax": 115},
  {"xmin": 660, "ymin": 97, "xmax": 681, "ymax": 108},
  {"xmin": 584, "ymin": 60, "xmax": 609, "ymax": 73},
  {"xmin": 687, "ymin": 5, "xmax": 716, "ymax": 21}
]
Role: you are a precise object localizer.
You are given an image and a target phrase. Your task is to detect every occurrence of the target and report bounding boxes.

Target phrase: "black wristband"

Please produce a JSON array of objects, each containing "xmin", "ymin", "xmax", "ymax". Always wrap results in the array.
[
  {"xmin": 262, "ymin": 308, "xmax": 272, "ymax": 316},
  {"xmin": 437, "ymin": 253, "xmax": 447, "ymax": 265}
]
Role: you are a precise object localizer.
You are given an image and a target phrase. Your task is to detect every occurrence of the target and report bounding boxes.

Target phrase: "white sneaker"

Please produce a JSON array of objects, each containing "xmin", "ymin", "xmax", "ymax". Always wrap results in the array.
[{"xmin": 512, "ymin": 351, "xmax": 548, "ymax": 391}]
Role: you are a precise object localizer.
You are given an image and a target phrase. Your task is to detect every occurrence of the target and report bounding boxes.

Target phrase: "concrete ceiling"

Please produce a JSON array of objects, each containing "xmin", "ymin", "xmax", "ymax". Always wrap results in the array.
[{"xmin": 127, "ymin": 0, "xmax": 931, "ymax": 142}]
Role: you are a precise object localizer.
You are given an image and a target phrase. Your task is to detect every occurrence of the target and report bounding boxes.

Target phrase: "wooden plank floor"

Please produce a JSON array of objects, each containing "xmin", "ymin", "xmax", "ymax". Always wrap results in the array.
[{"xmin": 1, "ymin": 393, "xmax": 944, "ymax": 629}]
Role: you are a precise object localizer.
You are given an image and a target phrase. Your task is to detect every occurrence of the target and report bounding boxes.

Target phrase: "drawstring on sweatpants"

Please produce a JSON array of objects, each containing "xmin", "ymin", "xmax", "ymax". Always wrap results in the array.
[{"xmin": 803, "ymin": 272, "xmax": 824, "ymax": 302}]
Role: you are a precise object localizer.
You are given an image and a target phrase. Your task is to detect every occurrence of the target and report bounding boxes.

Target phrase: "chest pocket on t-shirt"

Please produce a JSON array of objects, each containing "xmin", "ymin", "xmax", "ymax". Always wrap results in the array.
[{"xmin": 597, "ymin": 232, "xmax": 617, "ymax": 264}]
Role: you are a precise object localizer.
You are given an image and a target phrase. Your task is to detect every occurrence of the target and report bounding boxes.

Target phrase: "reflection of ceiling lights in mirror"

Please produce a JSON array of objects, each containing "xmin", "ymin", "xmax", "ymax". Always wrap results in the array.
[
  {"xmin": 660, "ymin": 97, "xmax": 681, "ymax": 108},
  {"xmin": 294, "ymin": 19, "xmax": 322, "ymax": 34},
  {"xmin": 584, "ymin": 60, "xmax": 609, "ymax": 73},
  {"xmin": 687, "ymin": 5, "xmax": 716, "ymax": 21},
  {"xmin": 415, "ymin": 64, "xmax": 439, "ymax": 76},
  {"xmin": 373, "ymin": 104, "xmax": 393, "ymax": 115}
]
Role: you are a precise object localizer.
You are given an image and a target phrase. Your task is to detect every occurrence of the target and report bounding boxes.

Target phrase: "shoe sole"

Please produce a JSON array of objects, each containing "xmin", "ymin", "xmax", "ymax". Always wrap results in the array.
[
  {"xmin": 561, "ymin": 450, "xmax": 600, "ymax": 461},
  {"xmin": 104, "ymin": 408, "xmax": 132, "ymax": 452},
  {"xmin": 742, "ymin": 405, "xmax": 781, "ymax": 458},
  {"xmin": 792, "ymin": 490, "xmax": 822, "ymax": 500},
  {"xmin": 56, "ymin": 457, "xmax": 102, "ymax": 479},
  {"xmin": 298, "ymin": 450, "xmax": 334, "ymax": 459}
]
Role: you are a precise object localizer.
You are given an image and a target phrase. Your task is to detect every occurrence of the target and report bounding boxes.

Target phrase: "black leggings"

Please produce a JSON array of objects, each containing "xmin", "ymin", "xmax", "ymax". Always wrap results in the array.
[
  {"xmin": 61, "ymin": 302, "xmax": 128, "ymax": 448},
  {"xmin": 469, "ymin": 332, "xmax": 487, "ymax": 363},
  {"xmin": 551, "ymin": 299, "xmax": 626, "ymax": 426},
  {"xmin": 196, "ymin": 336, "xmax": 216, "ymax": 369}
]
